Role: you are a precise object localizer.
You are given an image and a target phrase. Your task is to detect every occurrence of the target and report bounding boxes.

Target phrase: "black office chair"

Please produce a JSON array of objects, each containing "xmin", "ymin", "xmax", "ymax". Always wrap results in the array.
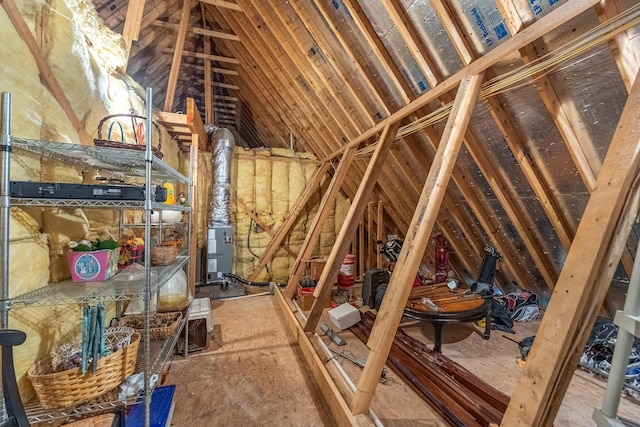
[{"xmin": 0, "ymin": 329, "xmax": 28, "ymax": 427}]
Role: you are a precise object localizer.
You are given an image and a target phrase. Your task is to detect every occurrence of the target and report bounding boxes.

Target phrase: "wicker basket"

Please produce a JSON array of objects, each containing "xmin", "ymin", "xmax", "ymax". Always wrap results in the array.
[
  {"xmin": 119, "ymin": 312, "xmax": 183, "ymax": 340},
  {"xmin": 27, "ymin": 332, "xmax": 140, "ymax": 409},
  {"xmin": 150, "ymin": 244, "xmax": 177, "ymax": 266},
  {"xmin": 93, "ymin": 114, "xmax": 163, "ymax": 159}
]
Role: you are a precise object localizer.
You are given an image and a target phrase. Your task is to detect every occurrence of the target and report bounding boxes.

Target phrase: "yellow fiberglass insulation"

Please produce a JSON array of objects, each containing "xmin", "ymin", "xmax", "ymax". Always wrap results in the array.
[{"xmin": 231, "ymin": 149, "xmax": 350, "ymax": 283}]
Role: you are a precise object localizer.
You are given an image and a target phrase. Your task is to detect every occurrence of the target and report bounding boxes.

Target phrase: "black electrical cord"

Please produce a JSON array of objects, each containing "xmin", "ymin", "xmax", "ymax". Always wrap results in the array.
[
  {"xmin": 223, "ymin": 273, "xmax": 285, "ymax": 287},
  {"xmin": 247, "ymin": 218, "xmax": 270, "ymax": 275}
]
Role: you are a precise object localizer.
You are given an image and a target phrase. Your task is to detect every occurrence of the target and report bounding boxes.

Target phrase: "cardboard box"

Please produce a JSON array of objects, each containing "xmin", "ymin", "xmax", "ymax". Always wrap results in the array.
[
  {"xmin": 66, "ymin": 249, "xmax": 119, "ymax": 282},
  {"xmin": 328, "ymin": 303, "xmax": 361, "ymax": 330},
  {"xmin": 307, "ymin": 257, "xmax": 328, "ymax": 280},
  {"xmin": 296, "ymin": 285, "xmax": 332, "ymax": 311}
]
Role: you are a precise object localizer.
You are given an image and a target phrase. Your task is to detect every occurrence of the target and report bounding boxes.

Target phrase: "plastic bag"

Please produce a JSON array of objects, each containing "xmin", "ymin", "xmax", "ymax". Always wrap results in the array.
[
  {"xmin": 158, "ymin": 269, "xmax": 192, "ymax": 312},
  {"xmin": 116, "ymin": 264, "xmax": 158, "ymax": 314}
]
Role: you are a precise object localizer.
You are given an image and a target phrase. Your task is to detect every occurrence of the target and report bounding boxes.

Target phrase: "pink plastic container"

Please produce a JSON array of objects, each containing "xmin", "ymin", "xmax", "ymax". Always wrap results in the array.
[{"xmin": 66, "ymin": 249, "xmax": 119, "ymax": 282}]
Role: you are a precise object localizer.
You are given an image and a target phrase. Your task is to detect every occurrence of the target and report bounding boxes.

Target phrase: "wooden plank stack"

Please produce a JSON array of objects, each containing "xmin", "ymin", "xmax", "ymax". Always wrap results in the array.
[{"xmin": 352, "ymin": 312, "xmax": 509, "ymax": 427}]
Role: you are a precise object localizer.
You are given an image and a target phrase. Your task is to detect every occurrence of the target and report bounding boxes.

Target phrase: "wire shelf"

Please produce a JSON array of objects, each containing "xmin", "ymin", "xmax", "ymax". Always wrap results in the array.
[
  {"xmin": 23, "ymin": 311, "xmax": 189, "ymax": 424},
  {"xmin": 11, "ymin": 138, "xmax": 190, "ymax": 184},
  {"xmin": 11, "ymin": 254, "xmax": 189, "ymax": 307}
]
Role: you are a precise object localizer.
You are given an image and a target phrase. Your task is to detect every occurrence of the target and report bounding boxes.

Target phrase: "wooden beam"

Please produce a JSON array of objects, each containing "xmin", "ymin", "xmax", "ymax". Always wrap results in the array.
[
  {"xmin": 182, "ymin": 63, "xmax": 240, "ymax": 76},
  {"xmin": 193, "ymin": 26, "xmax": 241, "ymax": 41},
  {"xmin": 494, "ymin": 0, "xmax": 525, "ymax": 33},
  {"xmin": 376, "ymin": 202, "xmax": 383, "ymax": 269},
  {"xmin": 284, "ymin": 148, "xmax": 358, "ymax": 299},
  {"xmin": 235, "ymin": 196, "xmax": 297, "ymax": 259},
  {"xmin": 358, "ymin": 219, "xmax": 365, "ymax": 278},
  {"xmin": 248, "ymin": 162, "xmax": 331, "ymax": 280},
  {"xmin": 379, "ymin": 0, "xmax": 439, "ymax": 86},
  {"xmin": 322, "ymin": 0, "xmax": 602, "ymax": 162},
  {"xmin": 2, "ymin": 0, "xmax": 92, "ymax": 145},
  {"xmin": 122, "ymin": 0, "xmax": 146, "ymax": 62},
  {"xmin": 186, "ymin": 98, "xmax": 208, "ymax": 151},
  {"xmin": 273, "ymin": 287, "xmax": 371, "ymax": 427},
  {"xmin": 152, "ymin": 19, "xmax": 179, "ymax": 30},
  {"xmin": 198, "ymin": 0, "xmax": 242, "ymax": 12},
  {"xmin": 213, "ymin": 81, "xmax": 240, "ymax": 91},
  {"xmin": 202, "ymin": 6, "xmax": 213, "ymax": 124},
  {"xmin": 163, "ymin": 0, "xmax": 191, "ymax": 111},
  {"xmin": 596, "ymin": 1, "xmax": 639, "ymax": 91},
  {"xmin": 503, "ymin": 69, "xmax": 640, "ymax": 426},
  {"xmin": 214, "ymin": 94, "xmax": 239, "ymax": 102},
  {"xmin": 305, "ymin": 123, "xmax": 400, "ymax": 330},
  {"xmin": 178, "ymin": 49, "xmax": 240, "ymax": 65},
  {"xmin": 188, "ymin": 143, "xmax": 199, "ymax": 297},
  {"xmin": 156, "ymin": 98, "xmax": 208, "ymax": 151},
  {"xmin": 351, "ymin": 73, "xmax": 485, "ymax": 415}
]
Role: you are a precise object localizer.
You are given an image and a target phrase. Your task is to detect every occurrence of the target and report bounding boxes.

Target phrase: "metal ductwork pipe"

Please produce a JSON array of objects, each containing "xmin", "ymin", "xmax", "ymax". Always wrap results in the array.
[{"xmin": 207, "ymin": 126, "xmax": 235, "ymax": 226}]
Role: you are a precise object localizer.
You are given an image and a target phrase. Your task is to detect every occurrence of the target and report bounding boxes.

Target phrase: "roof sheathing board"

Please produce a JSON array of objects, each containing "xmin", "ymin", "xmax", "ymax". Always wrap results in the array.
[
  {"xmin": 404, "ymin": 0, "xmax": 464, "ymax": 78},
  {"xmin": 448, "ymin": 0, "xmax": 511, "ymax": 55},
  {"xmin": 358, "ymin": 1, "xmax": 430, "ymax": 95}
]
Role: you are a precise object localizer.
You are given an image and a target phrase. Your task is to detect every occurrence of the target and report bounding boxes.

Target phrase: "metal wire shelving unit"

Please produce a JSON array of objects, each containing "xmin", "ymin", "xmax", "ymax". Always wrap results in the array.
[{"xmin": 0, "ymin": 88, "xmax": 193, "ymax": 427}]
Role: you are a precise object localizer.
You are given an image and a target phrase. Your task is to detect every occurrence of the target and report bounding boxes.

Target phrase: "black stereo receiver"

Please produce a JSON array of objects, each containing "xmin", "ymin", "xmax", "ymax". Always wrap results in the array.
[{"xmin": 10, "ymin": 181, "xmax": 167, "ymax": 202}]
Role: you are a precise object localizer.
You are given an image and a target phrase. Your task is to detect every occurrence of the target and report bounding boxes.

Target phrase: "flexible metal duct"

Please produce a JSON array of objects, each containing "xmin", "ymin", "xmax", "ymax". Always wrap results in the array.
[{"xmin": 208, "ymin": 126, "xmax": 235, "ymax": 226}]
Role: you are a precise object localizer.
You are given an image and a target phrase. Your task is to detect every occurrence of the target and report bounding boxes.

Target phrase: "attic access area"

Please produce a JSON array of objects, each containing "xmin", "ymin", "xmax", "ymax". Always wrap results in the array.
[{"xmin": 2, "ymin": 0, "xmax": 640, "ymax": 426}]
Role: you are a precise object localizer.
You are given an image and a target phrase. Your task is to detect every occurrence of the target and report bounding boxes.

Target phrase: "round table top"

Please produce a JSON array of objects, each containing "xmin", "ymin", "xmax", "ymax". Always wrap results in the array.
[{"xmin": 403, "ymin": 284, "xmax": 491, "ymax": 323}]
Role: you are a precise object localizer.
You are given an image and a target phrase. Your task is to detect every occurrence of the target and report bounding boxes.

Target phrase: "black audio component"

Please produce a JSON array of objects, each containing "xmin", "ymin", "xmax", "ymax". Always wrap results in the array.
[{"xmin": 10, "ymin": 181, "xmax": 167, "ymax": 202}]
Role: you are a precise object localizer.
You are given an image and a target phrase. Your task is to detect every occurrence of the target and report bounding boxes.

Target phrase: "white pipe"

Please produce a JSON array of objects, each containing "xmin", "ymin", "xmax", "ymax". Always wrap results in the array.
[{"xmin": 290, "ymin": 132, "xmax": 294, "ymax": 151}]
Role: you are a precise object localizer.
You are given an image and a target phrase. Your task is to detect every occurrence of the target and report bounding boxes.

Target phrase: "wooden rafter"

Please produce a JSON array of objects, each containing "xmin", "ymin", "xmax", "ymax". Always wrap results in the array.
[
  {"xmin": 352, "ymin": 73, "xmax": 485, "ymax": 415},
  {"xmin": 198, "ymin": 0, "xmax": 242, "ymax": 12},
  {"xmin": 283, "ymin": 148, "xmax": 357, "ymax": 299},
  {"xmin": 122, "ymin": 0, "xmax": 146, "ymax": 62},
  {"xmin": 379, "ymin": 0, "xmax": 439, "ymax": 87},
  {"xmin": 323, "ymin": 0, "xmax": 602, "ymax": 161},
  {"xmin": 2, "ymin": 0, "xmax": 92, "ymax": 145},
  {"xmin": 503, "ymin": 68, "xmax": 640, "ymax": 427},
  {"xmin": 201, "ymin": 3, "xmax": 213, "ymax": 124},
  {"xmin": 596, "ymin": 1, "xmax": 640, "ymax": 90},
  {"xmin": 177, "ymin": 49, "xmax": 240, "ymax": 64},
  {"xmin": 192, "ymin": 26, "xmax": 240, "ymax": 42},
  {"xmin": 305, "ymin": 122, "xmax": 401, "ymax": 331},
  {"xmin": 163, "ymin": 0, "xmax": 191, "ymax": 111}
]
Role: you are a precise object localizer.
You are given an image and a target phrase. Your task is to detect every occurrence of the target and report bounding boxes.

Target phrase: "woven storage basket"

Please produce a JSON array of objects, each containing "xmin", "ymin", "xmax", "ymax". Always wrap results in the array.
[
  {"xmin": 93, "ymin": 114, "xmax": 163, "ymax": 159},
  {"xmin": 150, "ymin": 244, "xmax": 177, "ymax": 266},
  {"xmin": 119, "ymin": 312, "xmax": 183, "ymax": 340},
  {"xmin": 27, "ymin": 332, "xmax": 140, "ymax": 409}
]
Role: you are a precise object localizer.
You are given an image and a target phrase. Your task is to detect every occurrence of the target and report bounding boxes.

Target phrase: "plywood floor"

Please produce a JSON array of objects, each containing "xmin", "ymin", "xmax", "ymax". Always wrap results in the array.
[{"xmin": 167, "ymin": 294, "xmax": 640, "ymax": 426}]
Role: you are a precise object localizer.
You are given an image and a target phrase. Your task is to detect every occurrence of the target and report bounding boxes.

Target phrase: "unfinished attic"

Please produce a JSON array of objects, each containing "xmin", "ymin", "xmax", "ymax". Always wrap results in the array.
[{"xmin": 2, "ymin": 0, "xmax": 640, "ymax": 425}]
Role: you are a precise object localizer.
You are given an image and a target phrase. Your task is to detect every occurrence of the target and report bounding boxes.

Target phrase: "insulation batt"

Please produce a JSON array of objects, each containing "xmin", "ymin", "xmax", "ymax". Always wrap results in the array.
[{"xmin": 232, "ymin": 149, "xmax": 350, "ymax": 282}]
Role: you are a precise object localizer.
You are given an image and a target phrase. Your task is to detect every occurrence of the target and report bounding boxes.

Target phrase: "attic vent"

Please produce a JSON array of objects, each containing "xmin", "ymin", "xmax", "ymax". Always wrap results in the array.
[{"xmin": 108, "ymin": 0, "xmax": 116, "ymax": 11}]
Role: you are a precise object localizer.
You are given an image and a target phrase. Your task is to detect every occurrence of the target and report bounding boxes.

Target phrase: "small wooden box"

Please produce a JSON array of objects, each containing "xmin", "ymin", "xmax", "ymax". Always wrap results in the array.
[{"xmin": 307, "ymin": 257, "xmax": 328, "ymax": 280}]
